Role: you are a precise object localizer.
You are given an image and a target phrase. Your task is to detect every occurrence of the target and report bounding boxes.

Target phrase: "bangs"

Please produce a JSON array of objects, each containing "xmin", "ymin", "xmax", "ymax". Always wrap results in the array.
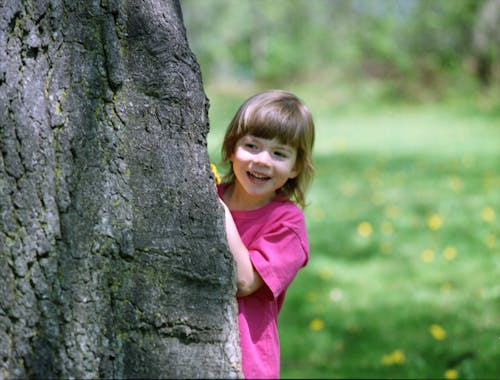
[{"xmin": 242, "ymin": 103, "xmax": 302, "ymax": 147}]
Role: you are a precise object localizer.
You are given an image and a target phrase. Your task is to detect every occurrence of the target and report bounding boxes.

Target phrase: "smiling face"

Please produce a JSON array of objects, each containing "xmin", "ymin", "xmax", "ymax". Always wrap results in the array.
[
  {"xmin": 221, "ymin": 90, "xmax": 315, "ymax": 208},
  {"xmin": 228, "ymin": 135, "xmax": 298, "ymax": 210}
]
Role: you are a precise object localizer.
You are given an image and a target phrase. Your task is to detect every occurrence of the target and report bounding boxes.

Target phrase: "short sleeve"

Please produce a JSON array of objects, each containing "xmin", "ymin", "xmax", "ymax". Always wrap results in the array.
[{"xmin": 248, "ymin": 221, "xmax": 309, "ymax": 299}]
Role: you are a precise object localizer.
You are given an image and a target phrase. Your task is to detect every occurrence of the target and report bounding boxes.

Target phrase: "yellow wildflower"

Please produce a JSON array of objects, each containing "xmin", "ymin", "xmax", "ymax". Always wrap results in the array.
[
  {"xmin": 481, "ymin": 206, "xmax": 495, "ymax": 222},
  {"xmin": 420, "ymin": 249, "xmax": 435, "ymax": 263},
  {"xmin": 340, "ymin": 181, "xmax": 356, "ymax": 196},
  {"xmin": 380, "ymin": 242, "xmax": 392, "ymax": 255},
  {"xmin": 210, "ymin": 163, "xmax": 221, "ymax": 184},
  {"xmin": 445, "ymin": 368, "xmax": 458, "ymax": 379},
  {"xmin": 309, "ymin": 318, "xmax": 325, "ymax": 331},
  {"xmin": 429, "ymin": 324, "xmax": 446, "ymax": 340},
  {"xmin": 319, "ymin": 268, "xmax": 333, "ymax": 280},
  {"xmin": 443, "ymin": 246, "xmax": 457, "ymax": 261},
  {"xmin": 384, "ymin": 204, "xmax": 400, "ymax": 219},
  {"xmin": 447, "ymin": 175, "xmax": 463, "ymax": 192},
  {"xmin": 427, "ymin": 214, "xmax": 443, "ymax": 231},
  {"xmin": 381, "ymin": 355, "xmax": 392, "ymax": 366},
  {"xmin": 381, "ymin": 350, "xmax": 405, "ymax": 365},
  {"xmin": 381, "ymin": 221, "xmax": 394, "ymax": 235},
  {"xmin": 357, "ymin": 222, "xmax": 373, "ymax": 237},
  {"xmin": 486, "ymin": 233, "xmax": 496, "ymax": 248},
  {"xmin": 306, "ymin": 292, "xmax": 317, "ymax": 302}
]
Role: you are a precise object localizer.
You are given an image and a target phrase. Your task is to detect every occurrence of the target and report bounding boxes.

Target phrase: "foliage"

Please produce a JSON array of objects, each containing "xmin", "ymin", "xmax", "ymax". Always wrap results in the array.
[{"xmin": 181, "ymin": 0, "xmax": 495, "ymax": 99}]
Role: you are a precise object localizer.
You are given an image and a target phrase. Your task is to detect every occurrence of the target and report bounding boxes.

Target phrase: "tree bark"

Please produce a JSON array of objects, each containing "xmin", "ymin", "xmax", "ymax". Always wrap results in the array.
[
  {"xmin": 472, "ymin": 0, "xmax": 500, "ymax": 86},
  {"xmin": 0, "ymin": 0, "xmax": 240, "ymax": 378}
]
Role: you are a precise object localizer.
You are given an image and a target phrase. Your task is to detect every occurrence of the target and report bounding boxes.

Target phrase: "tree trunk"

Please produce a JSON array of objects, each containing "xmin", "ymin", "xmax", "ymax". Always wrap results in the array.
[
  {"xmin": 0, "ymin": 0, "xmax": 240, "ymax": 378},
  {"xmin": 472, "ymin": 0, "xmax": 500, "ymax": 86}
]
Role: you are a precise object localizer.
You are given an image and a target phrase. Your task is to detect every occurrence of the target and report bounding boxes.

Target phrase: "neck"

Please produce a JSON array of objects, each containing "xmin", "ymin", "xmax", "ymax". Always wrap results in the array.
[{"xmin": 223, "ymin": 182, "xmax": 275, "ymax": 211}]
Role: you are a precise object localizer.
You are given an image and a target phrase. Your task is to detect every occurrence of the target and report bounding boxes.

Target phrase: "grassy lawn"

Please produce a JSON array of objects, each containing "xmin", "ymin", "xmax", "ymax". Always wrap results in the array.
[{"xmin": 205, "ymin": 84, "xmax": 500, "ymax": 379}]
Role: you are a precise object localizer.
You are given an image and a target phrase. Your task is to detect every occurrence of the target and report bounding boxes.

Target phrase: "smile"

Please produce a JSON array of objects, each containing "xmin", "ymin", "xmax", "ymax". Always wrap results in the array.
[{"xmin": 247, "ymin": 171, "xmax": 270, "ymax": 182}]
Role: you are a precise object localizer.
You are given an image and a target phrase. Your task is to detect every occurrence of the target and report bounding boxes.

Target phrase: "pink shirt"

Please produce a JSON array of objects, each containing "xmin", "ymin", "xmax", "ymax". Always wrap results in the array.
[{"xmin": 218, "ymin": 185, "xmax": 309, "ymax": 379}]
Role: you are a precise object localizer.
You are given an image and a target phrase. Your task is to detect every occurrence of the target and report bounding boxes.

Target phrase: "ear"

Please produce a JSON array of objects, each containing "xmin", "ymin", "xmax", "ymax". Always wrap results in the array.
[{"xmin": 289, "ymin": 165, "xmax": 300, "ymax": 179}]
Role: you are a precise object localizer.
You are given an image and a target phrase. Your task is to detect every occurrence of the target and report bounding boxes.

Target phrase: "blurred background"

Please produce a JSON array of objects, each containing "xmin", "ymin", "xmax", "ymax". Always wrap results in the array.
[{"xmin": 181, "ymin": 0, "xmax": 499, "ymax": 378}]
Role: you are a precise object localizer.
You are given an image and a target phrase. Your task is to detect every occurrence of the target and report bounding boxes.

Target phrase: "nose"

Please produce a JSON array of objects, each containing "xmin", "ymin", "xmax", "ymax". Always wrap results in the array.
[{"xmin": 252, "ymin": 150, "xmax": 271, "ymax": 167}]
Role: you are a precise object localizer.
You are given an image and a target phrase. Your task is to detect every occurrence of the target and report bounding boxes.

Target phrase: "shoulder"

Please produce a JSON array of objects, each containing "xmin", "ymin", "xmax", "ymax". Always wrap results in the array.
[
  {"xmin": 265, "ymin": 200, "xmax": 307, "ymax": 238},
  {"xmin": 262, "ymin": 201, "xmax": 310, "ymax": 264},
  {"xmin": 268, "ymin": 199, "xmax": 305, "ymax": 222}
]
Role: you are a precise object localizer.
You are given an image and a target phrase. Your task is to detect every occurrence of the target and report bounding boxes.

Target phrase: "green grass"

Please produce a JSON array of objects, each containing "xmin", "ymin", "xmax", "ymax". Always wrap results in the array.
[{"xmin": 205, "ymin": 83, "xmax": 500, "ymax": 379}]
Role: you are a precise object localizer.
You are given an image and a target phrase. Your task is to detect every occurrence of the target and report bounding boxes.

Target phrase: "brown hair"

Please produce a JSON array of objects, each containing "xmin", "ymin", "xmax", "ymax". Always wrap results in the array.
[{"xmin": 221, "ymin": 90, "xmax": 315, "ymax": 208}]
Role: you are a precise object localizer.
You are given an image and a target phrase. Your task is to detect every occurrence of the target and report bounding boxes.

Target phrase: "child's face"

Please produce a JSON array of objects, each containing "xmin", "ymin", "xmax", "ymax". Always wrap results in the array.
[{"xmin": 230, "ymin": 135, "xmax": 298, "ymax": 206}]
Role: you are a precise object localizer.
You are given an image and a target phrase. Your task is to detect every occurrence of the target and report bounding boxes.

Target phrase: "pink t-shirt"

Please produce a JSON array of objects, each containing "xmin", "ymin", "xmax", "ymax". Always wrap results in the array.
[{"xmin": 218, "ymin": 185, "xmax": 309, "ymax": 379}]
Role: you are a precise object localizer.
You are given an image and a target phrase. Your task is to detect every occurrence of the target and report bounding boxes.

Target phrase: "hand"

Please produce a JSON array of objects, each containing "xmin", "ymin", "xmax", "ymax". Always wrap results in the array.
[{"xmin": 218, "ymin": 197, "xmax": 264, "ymax": 297}]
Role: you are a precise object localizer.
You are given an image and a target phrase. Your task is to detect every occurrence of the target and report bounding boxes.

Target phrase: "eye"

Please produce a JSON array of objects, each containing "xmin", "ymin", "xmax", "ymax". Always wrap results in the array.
[
  {"xmin": 273, "ymin": 151, "xmax": 288, "ymax": 158},
  {"xmin": 245, "ymin": 143, "xmax": 258, "ymax": 151}
]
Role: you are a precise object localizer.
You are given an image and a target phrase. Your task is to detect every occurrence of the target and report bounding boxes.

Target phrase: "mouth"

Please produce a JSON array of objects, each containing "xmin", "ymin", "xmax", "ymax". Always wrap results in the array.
[{"xmin": 247, "ymin": 171, "xmax": 271, "ymax": 183}]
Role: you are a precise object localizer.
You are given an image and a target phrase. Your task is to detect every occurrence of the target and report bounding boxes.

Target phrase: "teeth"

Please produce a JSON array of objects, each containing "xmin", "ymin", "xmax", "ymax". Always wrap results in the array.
[{"xmin": 249, "ymin": 172, "xmax": 269, "ymax": 180}]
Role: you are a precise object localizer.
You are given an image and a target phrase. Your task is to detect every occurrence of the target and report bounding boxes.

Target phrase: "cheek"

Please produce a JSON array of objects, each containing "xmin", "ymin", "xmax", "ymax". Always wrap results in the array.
[{"xmin": 233, "ymin": 147, "xmax": 250, "ymax": 162}]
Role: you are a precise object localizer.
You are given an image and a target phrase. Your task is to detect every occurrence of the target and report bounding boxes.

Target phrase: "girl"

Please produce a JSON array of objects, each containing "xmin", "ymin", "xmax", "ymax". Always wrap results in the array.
[{"xmin": 217, "ymin": 90, "xmax": 315, "ymax": 379}]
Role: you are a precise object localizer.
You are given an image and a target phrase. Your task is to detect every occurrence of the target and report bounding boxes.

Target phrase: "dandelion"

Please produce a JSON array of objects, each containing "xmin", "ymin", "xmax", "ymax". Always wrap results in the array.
[
  {"xmin": 486, "ymin": 233, "xmax": 496, "ymax": 248},
  {"xmin": 319, "ymin": 268, "xmax": 333, "ymax": 281},
  {"xmin": 429, "ymin": 324, "xmax": 446, "ymax": 340},
  {"xmin": 481, "ymin": 207, "xmax": 495, "ymax": 222},
  {"xmin": 380, "ymin": 242, "xmax": 392, "ymax": 255},
  {"xmin": 483, "ymin": 173, "xmax": 494, "ymax": 191},
  {"xmin": 340, "ymin": 181, "xmax": 357, "ymax": 196},
  {"xmin": 357, "ymin": 222, "xmax": 373, "ymax": 237},
  {"xmin": 381, "ymin": 221, "xmax": 394, "ymax": 235},
  {"xmin": 306, "ymin": 292, "xmax": 317, "ymax": 302},
  {"xmin": 381, "ymin": 349, "xmax": 405, "ymax": 365},
  {"xmin": 447, "ymin": 176, "xmax": 463, "ymax": 192},
  {"xmin": 443, "ymin": 246, "xmax": 457, "ymax": 261},
  {"xmin": 210, "ymin": 163, "xmax": 221, "ymax": 184},
  {"xmin": 445, "ymin": 368, "xmax": 458, "ymax": 379},
  {"xmin": 309, "ymin": 318, "xmax": 325, "ymax": 331},
  {"xmin": 420, "ymin": 249, "xmax": 435, "ymax": 263},
  {"xmin": 427, "ymin": 214, "xmax": 443, "ymax": 231},
  {"xmin": 364, "ymin": 166, "xmax": 380, "ymax": 182},
  {"xmin": 381, "ymin": 355, "xmax": 392, "ymax": 365},
  {"xmin": 384, "ymin": 204, "xmax": 400, "ymax": 219}
]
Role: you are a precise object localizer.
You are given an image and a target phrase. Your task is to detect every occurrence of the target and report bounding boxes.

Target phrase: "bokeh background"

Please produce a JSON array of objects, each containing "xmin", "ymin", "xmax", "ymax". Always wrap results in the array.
[{"xmin": 180, "ymin": 0, "xmax": 500, "ymax": 378}]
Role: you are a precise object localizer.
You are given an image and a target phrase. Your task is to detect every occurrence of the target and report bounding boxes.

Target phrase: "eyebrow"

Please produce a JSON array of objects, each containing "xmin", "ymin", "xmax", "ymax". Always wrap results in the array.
[
  {"xmin": 274, "ymin": 144, "xmax": 294, "ymax": 153},
  {"xmin": 246, "ymin": 135, "xmax": 295, "ymax": 152}
]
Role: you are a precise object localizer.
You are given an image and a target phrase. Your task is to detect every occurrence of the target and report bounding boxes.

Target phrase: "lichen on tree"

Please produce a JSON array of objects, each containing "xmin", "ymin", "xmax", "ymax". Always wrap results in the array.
[{"xmin": 0, "ymin": 0, "xmax": 240, "ymax": 378}]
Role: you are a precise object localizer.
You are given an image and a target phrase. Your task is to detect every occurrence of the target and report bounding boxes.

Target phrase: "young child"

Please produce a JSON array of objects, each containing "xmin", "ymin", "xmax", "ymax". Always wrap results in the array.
[{"xmin": 217, "ymin": 90, "xmax": 315, "ymax": 379}]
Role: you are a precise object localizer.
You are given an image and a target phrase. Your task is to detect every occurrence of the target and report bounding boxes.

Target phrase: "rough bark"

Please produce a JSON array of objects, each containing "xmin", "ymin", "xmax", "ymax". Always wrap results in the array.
[{"xmin": 0, "ymin": 0, "xmax": 240, "ymax": 378}]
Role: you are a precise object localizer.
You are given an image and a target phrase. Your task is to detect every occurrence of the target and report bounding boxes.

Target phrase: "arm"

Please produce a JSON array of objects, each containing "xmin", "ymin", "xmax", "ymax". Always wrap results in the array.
[{"xmin": 219, "ymin": 200, "xmax": 264, "ymax": 297}]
